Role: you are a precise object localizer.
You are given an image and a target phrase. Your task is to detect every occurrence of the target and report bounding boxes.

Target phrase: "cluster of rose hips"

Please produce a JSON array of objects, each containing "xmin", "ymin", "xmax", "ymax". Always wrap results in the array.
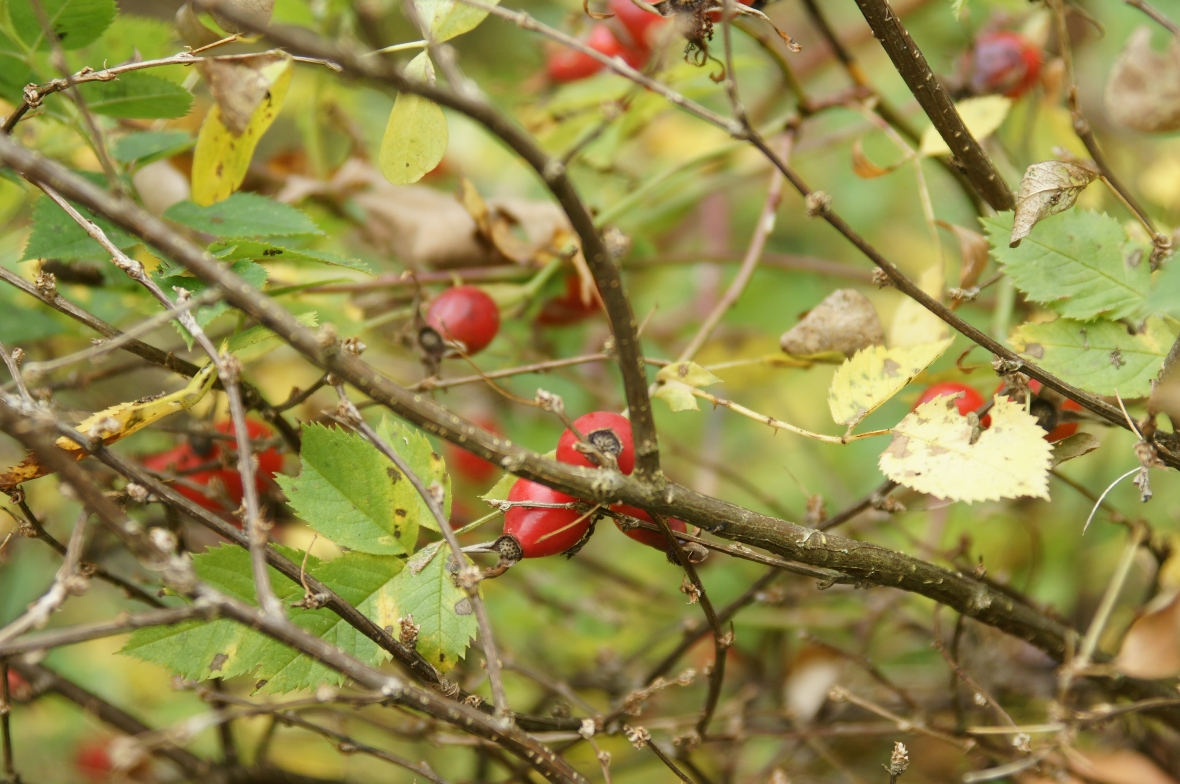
[
  {"xmin": 468, "ymin": 411, "xmax": 690, "ymax": 569},
  {"xmin": 913, "ymin": 379, "xmax": 1081, "ymax": 442},
  {"xmin": 141, "ymin": 419, "xmax": 283, "ymax": 522}
]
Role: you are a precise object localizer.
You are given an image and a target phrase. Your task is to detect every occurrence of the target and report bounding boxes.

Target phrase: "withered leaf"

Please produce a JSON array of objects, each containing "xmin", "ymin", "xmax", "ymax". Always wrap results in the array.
[
  {"xmin": 210, "ymin": 0, "xmax": 275, "ymax": 35},
  {"xmin": 780, "ymin": 289, "xmax": 884, "ymax": 359},
  {"xmin": 850, "ymin": 139, "xmax": 900, "ymax": 179},
  {"xmin": 937, "ymin": 220, "xmax": 989, "ymax": 289},
  {"xmin": 1009, "ymin": 161, "xmax": 1098, "ymax": 247},
  {"xmin": 1115, "ymin": 589, "xmax": 1180, "ymax": 680},
  {"xmin": 197, "ymin": 52, "xmax": 289, "ymax": 137},
  {"xmin": 175, "ymin": 3, "xmax": 222, "ymax": 49},
  {"xmin": 1106, "ymin": 27, "xmax": 1180, "ymax": 134}
]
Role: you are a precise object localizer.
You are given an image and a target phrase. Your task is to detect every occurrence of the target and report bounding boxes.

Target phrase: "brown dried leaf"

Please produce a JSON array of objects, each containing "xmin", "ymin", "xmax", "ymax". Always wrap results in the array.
[
  {"xmin": 850, "ymin": 139, "xmax": 900, "ymax": 179},
  {"xmin": 210, "ymin": 0, "xmax": 274, "ymax": 34},
  {"xmin": 780, "ymin": 289, "xmax": 884, "ymax": 359},
  {"xmin": 1106, "ymin": 27, "xmax": 1180, "ymax": 134},
  {"xmin": 175, "ymin": 3, "xmax": 222, "ymax": 49},
  {"xmin": 1009, "ymin": 161, "xmax": 1098, "ymax": 247},
  {"xmin": 783, "ymin": 646, "xmax": 841, "ymax": 724},
  {"xmin": 583, "ymin": 0, "xmax": 613, "ymax": 20},
  {"xmin": 1115, "ymin": 589, "xmax": 1180, "ymax": 680},
  {"xmin": 1070, "ymin": 749, "xmax": 1179, "ymax": 784},
  {"xmin": 197, "ymin": 52, "xmax": 290, "ymax": 136},
  {"xmin": 937, "ymin": 220, "xmax": 989, "ymax": 289},
  {"xmin": 1049, "ymin": 432, "xmax": 1100, "ymax": 467}
]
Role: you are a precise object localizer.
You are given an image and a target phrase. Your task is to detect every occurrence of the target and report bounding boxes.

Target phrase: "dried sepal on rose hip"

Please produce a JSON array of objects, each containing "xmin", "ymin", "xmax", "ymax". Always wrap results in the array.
[
  {"xmin": 556, "ymin": 411, "xmax": 635, "ymax": 474},
  {"xmin": 423, "ymin": 285, "xmax": 500, "ymax": 357}
]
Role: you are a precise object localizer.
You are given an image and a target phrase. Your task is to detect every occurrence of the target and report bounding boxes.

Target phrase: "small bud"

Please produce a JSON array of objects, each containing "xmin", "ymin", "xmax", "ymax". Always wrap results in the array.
[
  {"xmin": 887, "ymin": 741, "xmax": 909, "ymax": 777},
  {"xmin": 624, "ymin": 725, "xmax": 650, "ymax": 749},
  {"xmin": 398, "ymin": 614, "xmax": 421, "ymax": 648},
  {"xmin": 804, "ymin": 191, "xmax": 831, "ymax": 217},
  {"xmin": 125, "ymin": 483, "xmax": 150, "ymax": 503},
  {"xmin": 342, "ymin": 337, "xmax": 366, "ymax": 356},
  {"xmin": 34, "ymin": 271, "xmax": 57, "ymax": 299},
  {"xmin": 679, "ymin": 576, "xmax": 701, "ymax": 604}
]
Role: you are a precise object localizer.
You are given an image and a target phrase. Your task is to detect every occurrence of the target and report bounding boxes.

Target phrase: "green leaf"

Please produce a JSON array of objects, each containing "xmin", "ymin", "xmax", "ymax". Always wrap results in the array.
[
  {"xmin": 379, "ymin": 53, "xmax": 447, "ymax": 186},
  {"xmin": 227, "ymin": 310, "xmax": 319, "ymax": 364},
  {"xmin": 164, "ymin": 193, "xmax": 322, "ymax": 238},
  {"xmin": 113, "ymin": 130, "xmax": 194, "ymax": 165},
  {"xmin": 375, "ymin": 416, "xmax": 450, "ymax": 533},
  {"xmin": 982, "ymin": 210, "xmax": 1149, "ymax": 322},
  {"xmin": 121, "ymin": 546, "xmax": 403, "ymax": 693},
  {"xmin": 155, "ymin": 259, "xmax": 267, "ymax": 349},
  {"xmin": 275, "ymin": 424, "xmax": 420, "ymax": 555},
  {"xmin": 0, "ymin": 32, "xmax": 36, "ymax": 104},
  {"xmin": 211, "ymin": 240, "xmax": 371, "ymax": 273},
  {"xmin": 415, "ymin": 0, "xmax": 499, "ymax": 41},
  {"xmin": 9, "ymin": 0, "xmax": 117, "ymax": 50},
  {"xmin": 1147, "ymin": 259, "xmax": 1180, "ymax": 318},
  {"xmin": 374, "ymin": 542, "xmax": 476, "ymax": 674},
  {"xmin": 77, "ymin": 72, "xmax": 193, "ymax": 119},
  {"xmin": 1011, "ymin": 317, "xmax": 1176, "ymax": 397},
  {"xmin": 21, "ymin": 186, "xmax": 139, "ymax": 261}
]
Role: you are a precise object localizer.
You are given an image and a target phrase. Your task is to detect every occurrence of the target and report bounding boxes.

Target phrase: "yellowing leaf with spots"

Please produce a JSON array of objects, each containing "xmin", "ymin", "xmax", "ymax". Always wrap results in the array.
[
  {"xmin": 379, "ymin": 53, "xmax": 448, "ymax": 186},
  {"xmin": 879, "ymin": 396, "xmax": 1052, "ymax": 503},
  {"xmin": 192, "ymin": 53, "xmax": 293, "ymax": 205},
  {"xmin": 889, "ymin": 264, "xmax": 950, "ymax": 349},
  {"xmin": 654, "ymin": 361, "xmax": 723, "ymax": 412},
  {"xmin": 0, "ymin": 363, "xmax": 217, "ymax": 491},
  {"xmin": 828, "ymin": 338, "xmax": 953, "ymax": 428}
]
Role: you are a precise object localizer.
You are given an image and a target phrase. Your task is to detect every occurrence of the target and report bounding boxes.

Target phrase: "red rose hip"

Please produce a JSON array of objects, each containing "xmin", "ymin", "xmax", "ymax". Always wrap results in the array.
[
  {"xmin": 612, "ymin": 504, "xmax": 688, "ymax": 551},
  {"xmin": 970, "ymin": 32, "xmax": 1042, "ymax": 98},
  {"xmin": 503, "ymin": 479, "xmax": 591, "ymax": 558},
  {"xmin": 446, "ymin": 419, "xmax": 502, "ymax": 485},
  {"xmin": 556, "ymin": 411, "xmax": 635, "ymax": 474},
  {"xmin": 425, "ymin": 285, "xmax": 500, "ymax": 356}
]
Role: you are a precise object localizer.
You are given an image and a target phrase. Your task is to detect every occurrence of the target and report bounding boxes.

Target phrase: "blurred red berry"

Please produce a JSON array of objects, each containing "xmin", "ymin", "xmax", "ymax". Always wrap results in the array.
[
  {"xmin": 6, "ymin": 668, "xmax": 30, "ymax": 701},
  {"xmin": 503, "ymin": 479, "xmax": 591, "ymax": 557},
  {"xmin": 547, "ymin": 24, "xmax": 648, "ymax": 83},
  {"xmin": 970, "ymin": 31, "xmax": 1042, "ymax": 98},
  {"xmin": 142, "ymin": 420, "xmax": 282, "ymax": 517},
  {"xmin": 446, "ymin": 419, "xmax": 502, "ymax": 485},
  {"xmin": 914, "ymin": 382, "xmax": 989, "ymax": 426},
  {"xmin": 536, "ymin": 273, "xmax": 601, "ymax": 326},
  {"xmin": 425, "ymin": 286, "xmax": 500, "ymax": 356},
  {"xmin": 608, "ymin": 0, "xmax": 666, "ymax": 49},
  {"xmin": 611, "ymin": 504, "xmax": 688, "ymax": 551},
  {"xmin": 75, "ymin": 742, "xmax": 113, "ymax": 782},
  {"xmin": 1023, "ymin": 380, "xmax": 1082, "ymax": 442},
  {"xmin": 556, "ymin": 412, "xmax": 635, "ymax": 474}
]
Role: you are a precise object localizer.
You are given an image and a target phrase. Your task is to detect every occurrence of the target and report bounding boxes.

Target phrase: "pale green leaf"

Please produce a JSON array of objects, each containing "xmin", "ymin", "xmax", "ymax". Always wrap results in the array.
[
  {"xmin": 154, "ymin": 260, "xmax": 267, "ymax": 350},
  {"xmin": 275, "ymin": 424, "xmax": 420, "ymax": 555},
  {"xmin": 920, "ymin": 96, "xmax": 1011, "ymax": 157},
  {"xmin": 1011, "ymin": 317, "xmax": 1175, "ymax": 397},
  {"xmin": 374, "ymin": 542, "xmax": 476, "ymax": 674},
  {"xmin": 379, "ymin": 53, "xmax": 448, "ymax": 186},
  {"xmin": 21, "ymin": 184, "xmax": 139, "ymax": 262},
  {"xmin": 654, "ymin": 380, "xmax": 701, "ymax": 412},
  {"xmin": 655, "ymin": 361, "xmax": 723, "ymax": 389},
  {"xmin": 416, "ymin": 0, "xmax": 499, "ymax": 42},
  {"xmin": 211, "ymin": 240, "xmax": 371, "ymax": 273},
  {"xmin": 375, "ymin": 416, "xmax": 450, "ymax": 533},
  {"xmin": 1147, "ymin": 259, "xmax": 1180, "ymax": 318},
  {"xmin": 113, "ymin": 130, "xmax": 194, "ymax": 165},
  {"xmin": 10, "ymin": 0, "xmax": 117, "ymax": 50},
  {"xmin": 165, "ymin": 193, "xmax": 321, "ymax": 238},
  {"xmin": 227, "ymin": 311, "xmax": 319, "ymax": 363},
  {"xmin": 77, "ymin": 73, "xmax": 193, "ymax": 119},
  {"xmin": 983, "ymin": 210, "xmax": 1149, "ymax": 322}
]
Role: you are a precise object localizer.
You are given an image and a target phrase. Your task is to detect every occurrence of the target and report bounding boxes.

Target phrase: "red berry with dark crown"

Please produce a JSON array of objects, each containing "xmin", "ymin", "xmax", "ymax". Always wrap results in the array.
[
  {"xmin": 425, "ymin": 285, "xmax": 500, "ymax": 356},
  {"xmin": 556, "ymin": 411, "xmax": 635, "ymax": 474},
  {"xmin": 503, "ymin": 479, "xmax": 591, "ymax": 558},
  {"xmin": 611, "ymin": 504, "xmax": 688, "ymax": 551},
  {"xmin": 970, "ymin": 31, "xmax": 1042, "ymax": 98}
]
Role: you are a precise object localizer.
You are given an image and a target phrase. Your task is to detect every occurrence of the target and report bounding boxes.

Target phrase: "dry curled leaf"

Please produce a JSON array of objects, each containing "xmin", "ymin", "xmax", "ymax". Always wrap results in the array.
[
  {"xmin": 210, "ymin": 0, "xmax": 274, "ymax": 34},
  {"xmin": 780, "ymin": 289, "xmax": 883, "ymax": 359},
  {"xmin": 1115, "ymin": 589, "xmax": 1180, "ymax": 680},
  {"xmin": 197, "ymin": 52, "xmax": 290, "ymax": 136},
  {"xmin": 176, "ymin": 3, "xmax": 222, "ymax": 49},
  {"xmin": 1106, "ymin": 27, "xmax": 1180, "ymax": 133},
  {"xmin": 937, "ymin": 220, "xmax": 989, "ymax": 289},
  {"xmin": 878, "ymin": 396, "xmax": 1052, "ymax": 503},
  {"xmin": 828, "ymin": 338, "xmax": 953, "ymax": 428},
  {"xmin": 1049, "ymin": 432, "xmax": 1100, "ymax": 467},
  {"xmin": 850, "ymin": 139, "xmax": 901, "ymax": 179},
  {"xmin": 1009, "ymin": 161, "xmax": 1098, "ymax": 247}
]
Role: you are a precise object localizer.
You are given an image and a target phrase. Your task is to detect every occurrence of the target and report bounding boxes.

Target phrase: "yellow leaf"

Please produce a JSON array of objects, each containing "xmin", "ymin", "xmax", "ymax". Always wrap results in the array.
[
  {"xmin": 192, "ymin": 54, "xmax": 293, "ymax": 205},
  {"xmin": 920, "ymin": 96, "xmax": 1012, "ymax": 157},
  {"xmin": 889, "ymin": 264, "xmax": 950, "ymax": 349},
  {"xmin": 654, "ymin": 380, "xmax": 700, "ymax": 412},
  {"xmin": 656, "ymin": 361, "xmax": 723, "ymax": 389},
  {"xmin": 379, "ymin": 53, "xmax": 448, "ymax": 186},
  {"xmin": 878, "ymin": 396, "xmax": 1052, "ymax": 503},
  {"xmin": 828, "ymin": 339, "xmax": 952, "ymax": 427},
  {"xmin": 0, "ymin": 363, "xmax": 218, "ymax": 490}
]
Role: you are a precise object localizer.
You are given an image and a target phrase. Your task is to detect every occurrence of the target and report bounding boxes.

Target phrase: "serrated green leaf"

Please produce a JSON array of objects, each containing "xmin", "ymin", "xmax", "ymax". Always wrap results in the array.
[
  {"xmin": 1011, "ymin": 317, "xmax": 1175, "ymax": 397},
  {"xmin": 375, "ymin": 416, "xmax": 450, "ymax": 533},
  {"xmin": 654, "ymin": 380, "xmax": 700, "ymax": 412},
  {"xmin": 379, "ymin": 53, "xmax": 447, "ymax": 186},
  {"xmin": 0, "ymin": 31, "xmax": 36, "ymax": 104},
  {"xmin": 374, "ymin": 542, "xmax": 476, "ymax": 674},
  {"xmin": 154, "ymin": 259, "xmax": 267, "ymax": 349},
  {"xmin": 227, "ymin": 311, "xmax": 318, "ymax": 363},
  {"xmin": 164, "ymin": 193, "xmax": 321, "ymax": 238},
  {"xmin": 113, "ymin": 130, "xmax": 194, "ymax": 165},
  {"xmin": 77, "ymin": 72, "xmax": 193, "ymax": 119},
  {"xmin": 211, "ymin": 240, "xmax": 371, "ymax": 273},
  {"xmin": 275, "ymin": 424, "xmax": 420, "ymax": 555},
  {"xmin": 415, "ymin": 0, "xmax": 498, "ymax": 42},
  {"xmin": 982, "ymin": 210, "xmax": 1150, "ymax": 321},
  {"xmin": 21, "ymin": 184, "xmax": 139, "ymax": 261},
  {"xmin": 10, "ymin": 0, "xmax": 117, "ymax": 50},
  {"xmin": 121, "ymin": 546, "xmax": 403, "ymax": 693}
]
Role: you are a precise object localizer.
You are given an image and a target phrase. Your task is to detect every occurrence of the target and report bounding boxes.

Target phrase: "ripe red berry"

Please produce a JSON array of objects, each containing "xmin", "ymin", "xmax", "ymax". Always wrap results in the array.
[
  {"xmin": 608, "ymin": 0, "xmax": 666, "ymax": 50},
  {"xmin": 75, "ymin": 741, "xmax": 113, "ymax": 782},
  {"xmin": 547, "ymin": 24, "xmax": 648, "ymax": 83},
  {"xmin": 914, "ymin": 382, "xmax": 989, "ymax": 425},
  {"xmin": 970, "ymin": 32, "xmax": 1042, "ymax": 98},
  {"xmin": 446, "ymin": 419, "xmax": 501, "ymax": 485},
  {"xmin": 6, "ymin": 668, "xmax": 30, "ymax": 701},
  {"xmin": 503, "ymin": 479, "xmax": 591, "ymax": 558},
  {"xmin": 1021, "ymin": 380, "xmax": 1082, "ymax": 442},
  {"xmin": 141, "ymin": 419, "xmax": 282, "ymax": 517},
  {"xmin": 536, "ymin": 273, "xmax": 601, "ymax": 326},
  {"xmin": 611, "ymin": 504, "xmax": 688, "ymax": 551},
  {"xmin": 556, "ymin": 411, "xmax": 635, "ymax": 474},
  {"xmin": 425, "ymin": 285, "xmax": 500, "ymax": 356}
]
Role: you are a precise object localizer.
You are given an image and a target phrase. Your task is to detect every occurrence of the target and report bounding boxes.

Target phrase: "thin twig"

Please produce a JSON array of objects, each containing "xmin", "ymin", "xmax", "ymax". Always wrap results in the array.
[
  {"xmin": 1125, "ymin": 0, "xmax": 1180, "ymax": 35},
  {"xmin": 0, "ymin": 605, "xmax": 214, "ymax": 657}
]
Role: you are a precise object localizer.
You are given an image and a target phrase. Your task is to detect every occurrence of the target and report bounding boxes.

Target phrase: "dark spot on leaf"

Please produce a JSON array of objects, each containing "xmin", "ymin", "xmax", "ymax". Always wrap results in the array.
[
  {"xmin": 387, "ymin": 468, "xmax": 401, "ymax": 482},
  {"xmin": 455, "ymin": 598, "xmax": 473, "ymax": 615},
  {"xmin": 431, "ymin": 452, "xmax": 441, "ymax": 461},
  {"xmin": 882, "ymin": 359, "xmax": 901, "ymax": 377},
  {"xmin": 439, "ymin": 652, "xmax": 446, "ymax": 662},
  {"xmin": 395, "ymin": 509, "xmax": 407, "ymax": 517},
  {"xmin": 1110, "ymin": 348, "xmax": 1125, "ymax": 369},
  {"xmin": 211, "ymin": 216, "xmax": 224, "ymax": 224},
  {"xmin": 885, "ymin": 434, "xmax": 911, "ymax": 459},
  {"xmin": 255, "ymin": 679, "xmax": 268, "ymax": 689},
  {"xmin": 209, "ymin": 653, "xmax": 228, "ymax": 672}
]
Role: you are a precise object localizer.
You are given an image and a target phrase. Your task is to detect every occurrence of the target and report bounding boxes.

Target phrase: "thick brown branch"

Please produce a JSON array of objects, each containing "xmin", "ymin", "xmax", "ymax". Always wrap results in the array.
[{"xmin": 851, "ymin": 0, "xmax": 1015, "ymax": 211}]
